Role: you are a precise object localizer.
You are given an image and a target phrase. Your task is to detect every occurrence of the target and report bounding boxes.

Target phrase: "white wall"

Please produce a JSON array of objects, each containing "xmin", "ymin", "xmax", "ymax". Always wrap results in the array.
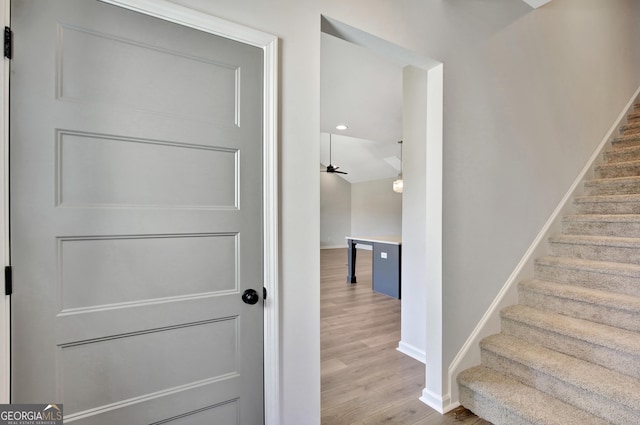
[
  {"xmin": 399, "ymin": 65, "xmax": 428, "ymax": 365},
  {"xmin": 161, "ymin": 0, "xmax": 640, "ymax": 422},
  {"xmin": 320, "ymin": 176, "xmax": 401, "ymax": 248},
  {"xmin": 320, "ymin": 172, "xmax": 351, "ymax": 248},
  {"xmin": 350, "ymin": 177, "xmax": 401, "ymax": 237}
]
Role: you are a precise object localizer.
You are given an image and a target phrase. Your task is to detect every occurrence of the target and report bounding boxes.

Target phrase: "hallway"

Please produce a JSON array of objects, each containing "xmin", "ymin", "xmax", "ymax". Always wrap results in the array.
[{"xmin": 320, "ymin": 248, "xmax": 489, "ymax": 424}]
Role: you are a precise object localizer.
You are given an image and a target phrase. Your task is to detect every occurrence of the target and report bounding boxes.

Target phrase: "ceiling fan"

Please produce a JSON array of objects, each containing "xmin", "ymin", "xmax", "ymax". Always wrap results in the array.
[{"xmin": 322, "ymin": 133, "xmax": 348, "ymax": 175}]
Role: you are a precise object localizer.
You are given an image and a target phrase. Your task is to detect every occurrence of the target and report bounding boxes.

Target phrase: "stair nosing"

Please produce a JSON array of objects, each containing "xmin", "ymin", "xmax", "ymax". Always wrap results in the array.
[
  {"xmin": 549, "ymin": 233, "xmax": 640, "ymax": 248},
  {"xmin": 563, "ymin": 213, "xmax": 640, "ymax": 222}
]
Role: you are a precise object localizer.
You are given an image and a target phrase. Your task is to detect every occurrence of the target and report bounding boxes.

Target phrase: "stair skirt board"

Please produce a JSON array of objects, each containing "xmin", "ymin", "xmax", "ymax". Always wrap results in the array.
[{"xmin": 449, "ymin": 86, "xmax": 640, "ymax": 424}]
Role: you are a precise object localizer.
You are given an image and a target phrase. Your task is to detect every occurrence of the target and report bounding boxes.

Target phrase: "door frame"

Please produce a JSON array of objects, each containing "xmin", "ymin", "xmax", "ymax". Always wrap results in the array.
[{"xmin": 0, "ymin": 0, "xmax": 280, "ymax": 423}]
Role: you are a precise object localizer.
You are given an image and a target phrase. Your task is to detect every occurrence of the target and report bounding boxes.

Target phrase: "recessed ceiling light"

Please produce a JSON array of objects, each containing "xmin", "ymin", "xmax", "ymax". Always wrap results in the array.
[{"xmin": 335, "ymin": 124, "xmax": 348, "ymax": 131}]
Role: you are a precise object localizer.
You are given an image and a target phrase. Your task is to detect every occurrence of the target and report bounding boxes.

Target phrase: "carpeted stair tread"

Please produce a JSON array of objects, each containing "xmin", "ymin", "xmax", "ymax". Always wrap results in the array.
[
  {"xmin": 583, "ymin": 175, "xmax": 640, "ymax": 195},
  {"xmin": 574, "ymin": 193, "xmax": 640, "ymax": 213},
  {"xmin": 620, "ymin": 122, "xmax": 640, "ymax": 135},
  {"xmin": 501, "ymin": 304, "xmax": 640, "ymax": 378},
  {"xmin": 612, "ymin": 133, "xmax": 640, "ymax": 149},
  {"xmin": 575, "ymin": 193, "xmax": 640, "ymax": 203},
  {"xmin": 535, "ymin": 255, "xmax": 640, "ymax": 297},
  {"xmin": 501, "ymin": 304, "xmax": 640, "ymax": 354},
  {"xmin": 595, "ymin": 159, "xmax": 640, "ymax": 178},
  {"xmin": 458, "ymin": 366, "xmax": 611, "ymax": 425},
  {"xmin": 605, "ymin": 144, "xmax": 640, "ymax": 163},
  {"xmin": 480, "ymin": 334, "xmax": 640, "ymax": 424},
  {"xmin": 549, "ymin": 234, "xmax": 640, "ymax": 263},
  {"xmin": 536, "ymin": 254, "xmax": 640, "ymax": 275},
  {"xmin": 563, "ymin": 213, "xmax": 640, "ymax": 223},
  {"xmin": 549, "ymin": 233, "xmax": 640, "ymax": 249},
  {"xmin": 628, "ymin": 111, "xmax": 640, "ymax": 122},
  {"xmin": 519, "ymin": 279, "xmax": 640, "ymax": 332},
  {"xmin": 562, "ymin": 213, "xmax": 640, "ymax": 238}
]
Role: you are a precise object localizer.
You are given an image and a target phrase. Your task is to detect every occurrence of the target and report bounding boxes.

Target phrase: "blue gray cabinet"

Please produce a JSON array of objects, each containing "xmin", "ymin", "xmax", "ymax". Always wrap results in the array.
[{"xmin": 346, "ymin": 236, "xmax": 402, "ymax": 299}]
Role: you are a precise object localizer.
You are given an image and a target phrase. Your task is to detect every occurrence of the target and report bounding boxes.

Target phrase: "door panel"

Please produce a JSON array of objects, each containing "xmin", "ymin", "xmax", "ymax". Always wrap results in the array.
[
  {"xmin": 10, "ymin": 1, "xmax": 264, "ymax": 423},
  {"xmin": 57, "ymin": 131, "xmax": 238, "ymax": 208}
]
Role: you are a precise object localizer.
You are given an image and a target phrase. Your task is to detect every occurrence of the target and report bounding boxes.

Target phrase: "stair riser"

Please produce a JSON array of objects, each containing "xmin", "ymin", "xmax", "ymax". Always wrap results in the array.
[
  {"xmin": 458, "ymin": 386, "xmax": 536, "ymax": 425},
  {"xmin": 501, "ymin": 317, "xmax": 640, "ymax": 379},
  {"xmin": 562, "ymin": 219, "xmax": 640, "ymax": 239},
  {"xmin": 605, "ymin": 148, "xmax": 640, "ymax": 163},
  {"xmin": 612, "ymin": 138, "xmax": 640, "ymax": 150},
  {"xmin": 595, "ymin": 163, "xmax": 640, "ymax": 179},
  {"xmin": 534, "ymin": 261, "xmax": 640, "ymax": 297},
  {"xmin": 628, "ymin": 113, "xmax": 640, "ymax": 122},
  {"xmin": 549, "ymin": 240, "xmax": 640, "ymax": 264},
  {"xmin": 620, "ymin": 124, "xmax": 640, "ymax": 135},
  {"xmin": 574, "ymin": 200, "xmax": 640, "ymax": 214},
  {"xmin": 518, "ymin": 286, "xmax": 640, "ymax": 333},
  {"xmin": 481, "ymin": 348, "xmax": 639, "ymax": 425},
  {"xmin": 584, "ymin": 179, "xmax": 640, "ymax": 196}
]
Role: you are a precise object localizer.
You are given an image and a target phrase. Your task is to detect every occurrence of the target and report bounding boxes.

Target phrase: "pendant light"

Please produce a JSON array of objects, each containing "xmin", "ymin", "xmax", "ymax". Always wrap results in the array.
[{"xmin": 393, "ymin": 140, "xmax": 403, "ymax": 193}]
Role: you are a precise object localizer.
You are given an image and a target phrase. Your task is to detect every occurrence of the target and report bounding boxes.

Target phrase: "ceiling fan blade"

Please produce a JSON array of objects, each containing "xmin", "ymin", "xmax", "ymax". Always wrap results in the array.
[{"xmin": 323, "ymin": 136, "xmax": 348, "ymax": 174}]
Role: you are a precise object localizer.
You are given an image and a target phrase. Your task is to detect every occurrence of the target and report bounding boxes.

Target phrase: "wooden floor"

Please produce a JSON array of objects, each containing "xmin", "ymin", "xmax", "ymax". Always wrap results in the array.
[{"xmin": 321, "ymin": 248, "xmax": 490, "ymax": 425}]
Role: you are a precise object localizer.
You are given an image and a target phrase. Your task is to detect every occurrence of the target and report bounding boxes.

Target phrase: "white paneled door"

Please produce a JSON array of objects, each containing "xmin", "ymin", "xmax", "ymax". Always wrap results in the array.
[{"xmin": 10, "ymin": 0, "xmax": 266, "ymax": 423}]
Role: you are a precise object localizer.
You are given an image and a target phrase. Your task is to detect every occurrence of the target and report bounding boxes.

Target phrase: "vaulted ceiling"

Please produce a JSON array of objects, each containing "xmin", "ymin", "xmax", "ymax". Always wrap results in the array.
[
  {"xmin": 319, "ymin": 0, "xmax": 551, "ymax": 184},
  {"xmin": 320, "ymin": 33, "xmax": 403, "ymax": 184}
]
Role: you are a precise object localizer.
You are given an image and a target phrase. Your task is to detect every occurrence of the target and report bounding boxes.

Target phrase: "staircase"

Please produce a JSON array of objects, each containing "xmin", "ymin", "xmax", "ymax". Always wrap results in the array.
[{"xmin": 457, "ymin": 104, "xmax": 640, "ymax": 425}]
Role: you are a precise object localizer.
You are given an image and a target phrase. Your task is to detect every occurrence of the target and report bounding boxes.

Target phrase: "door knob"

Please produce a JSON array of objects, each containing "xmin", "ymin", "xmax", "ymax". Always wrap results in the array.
[{"xmin": 242, "ymin": 288, "xmax": 260, "ymax": 305}]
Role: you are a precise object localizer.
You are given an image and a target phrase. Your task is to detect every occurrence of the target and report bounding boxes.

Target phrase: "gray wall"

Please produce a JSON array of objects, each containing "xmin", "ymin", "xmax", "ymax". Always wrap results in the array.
[
  {"xmin": 320, "ymin": 176, "xmax": 401, "ymax": 248},
  {"xmin": 320, "ymin": 172, "xmax": 351, "ymax": 248},
  {"xmin": 350, "ymin": 177, "xmax": 402, "ymax": 237},
  {"xmin": 165, "ymin": 0, "xmax": 640, "ymax": 422},
  {"xmin": 400, "ymin": 65, "xmax": 429, "ymax": 362}
]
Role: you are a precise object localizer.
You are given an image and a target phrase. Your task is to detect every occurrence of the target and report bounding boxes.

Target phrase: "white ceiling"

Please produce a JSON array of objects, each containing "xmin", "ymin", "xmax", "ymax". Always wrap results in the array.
[
  {"xmin": 320, "ymin": 33, "xmax": 403, "ymax": 184},
  {"xmin": 319, "ymin": 0, "xmax": 552, "ymax": 184}
]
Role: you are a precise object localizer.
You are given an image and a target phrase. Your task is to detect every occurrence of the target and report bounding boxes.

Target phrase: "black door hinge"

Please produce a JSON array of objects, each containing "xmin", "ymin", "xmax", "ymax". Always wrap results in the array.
[
  {"xmin": 263, "ymin": 287, "xmax": 267, "ymax": 301},
  {"xmin": 5, "ymin": 266, "xmax": 12, "ymax": 296},
  {"xmin": 4, "ymin": 26, "xmax": 12, "ymax": 59}
]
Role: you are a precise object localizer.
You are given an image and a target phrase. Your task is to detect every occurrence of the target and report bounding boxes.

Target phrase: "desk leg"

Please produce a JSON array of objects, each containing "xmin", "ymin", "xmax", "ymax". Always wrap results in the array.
[{"xmin": 347, "ymin": 240, "xmax": 357, "ymax": 284}]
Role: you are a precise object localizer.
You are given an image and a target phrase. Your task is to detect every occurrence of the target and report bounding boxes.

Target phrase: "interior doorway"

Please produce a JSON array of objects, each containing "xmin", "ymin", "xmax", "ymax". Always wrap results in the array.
[{"xmin": 319, "ymin": 15, "xmax": 445, "ymax": 413}]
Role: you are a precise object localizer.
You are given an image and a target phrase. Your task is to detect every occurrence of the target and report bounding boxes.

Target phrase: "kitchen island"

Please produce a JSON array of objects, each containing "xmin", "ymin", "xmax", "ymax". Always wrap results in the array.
[{"xmin": 345, "ymin": 235, "xmax": 401, "ymax": 299}]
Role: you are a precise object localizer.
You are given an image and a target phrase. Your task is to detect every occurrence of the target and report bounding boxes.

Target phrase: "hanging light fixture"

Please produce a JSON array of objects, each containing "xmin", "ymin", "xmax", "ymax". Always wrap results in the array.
[{"xmin": 393, "ymin": 140, "xmax": 403, "ymax": 193}]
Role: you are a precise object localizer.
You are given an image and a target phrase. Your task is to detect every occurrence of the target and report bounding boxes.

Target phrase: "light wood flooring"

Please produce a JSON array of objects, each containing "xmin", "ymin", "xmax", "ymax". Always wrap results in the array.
[{"xmin": 321, "ymin": 248, "xmax": 490, "ymax": 425}]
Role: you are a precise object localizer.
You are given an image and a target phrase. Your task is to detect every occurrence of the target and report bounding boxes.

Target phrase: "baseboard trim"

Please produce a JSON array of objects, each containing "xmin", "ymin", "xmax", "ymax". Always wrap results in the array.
[
  {"xmin": 445, "ymin": 84, "xmax": 640, "ymax": 408},
  {"xmin": 419, "ymin": 388, "xmax": 458, "ymax": 414},
  {"xmin": 397, "ymin": 341, "xmax": 426, "ymax": 364}
]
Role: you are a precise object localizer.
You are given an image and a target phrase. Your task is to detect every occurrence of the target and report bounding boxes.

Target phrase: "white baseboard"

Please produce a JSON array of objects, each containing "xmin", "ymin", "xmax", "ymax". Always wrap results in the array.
[
  {"xmin": 419, "ymin": 387, "xmax": 458, "ymax": 414},
  {"xmin": 397, "ymin": 341, "xmax": 426, "ymax": 364},
  {"xmin": 445, "ymin": 84, "xmax": 640, "ymax": 408}
]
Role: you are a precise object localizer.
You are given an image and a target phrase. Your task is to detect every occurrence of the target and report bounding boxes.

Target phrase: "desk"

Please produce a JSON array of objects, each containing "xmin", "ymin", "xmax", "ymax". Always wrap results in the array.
[{"xmin": 346, "ymin": 236, "xmax": 402, "ymax": 299}]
